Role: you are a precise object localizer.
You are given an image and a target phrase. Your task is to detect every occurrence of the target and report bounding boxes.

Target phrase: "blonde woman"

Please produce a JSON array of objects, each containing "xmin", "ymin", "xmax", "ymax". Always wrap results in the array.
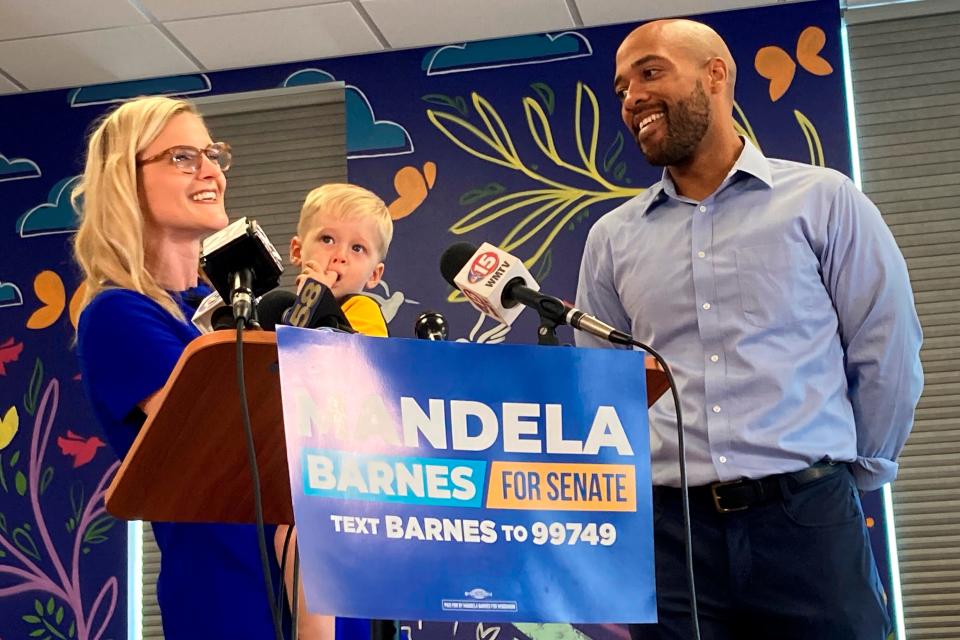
[{"xmin": 73, "ymin": 96, "xmax": 293, "ymax": 638}]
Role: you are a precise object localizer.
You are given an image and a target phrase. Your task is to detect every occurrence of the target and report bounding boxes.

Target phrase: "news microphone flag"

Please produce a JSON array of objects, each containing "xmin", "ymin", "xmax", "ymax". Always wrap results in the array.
[
  {"xmin": 282, "ymin": 276, "xmax": 353, "ymax": 332},
  {"xmin": 452, "ymin": 242, "xmax": 539, "ymax": 326},
  {"xmin": 200, "ymin": 217, "xmax": 284, "ymax": 302}
]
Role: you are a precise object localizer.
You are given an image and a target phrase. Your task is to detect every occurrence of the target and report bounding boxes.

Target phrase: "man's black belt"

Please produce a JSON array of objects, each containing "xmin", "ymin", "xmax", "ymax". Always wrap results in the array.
[{"xmin": 661, "ymin": 461, "xmax": 850, "ymax": 514}]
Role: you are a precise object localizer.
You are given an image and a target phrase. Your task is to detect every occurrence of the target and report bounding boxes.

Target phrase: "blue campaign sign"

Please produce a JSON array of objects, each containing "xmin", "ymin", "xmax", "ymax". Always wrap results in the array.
[{"xmin": 276, "ymin": 327, "xmax": 656, "ymax": 623}]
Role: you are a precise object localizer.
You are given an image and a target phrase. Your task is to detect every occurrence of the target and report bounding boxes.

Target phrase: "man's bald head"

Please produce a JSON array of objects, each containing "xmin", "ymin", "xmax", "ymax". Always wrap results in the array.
[
  {"xmin": 613, "ymin": 18, "xmax": 742, "ymax": 168},
  {"xmin": 621, "ymin": 19, "xmax": 737, "ymax": 94}
]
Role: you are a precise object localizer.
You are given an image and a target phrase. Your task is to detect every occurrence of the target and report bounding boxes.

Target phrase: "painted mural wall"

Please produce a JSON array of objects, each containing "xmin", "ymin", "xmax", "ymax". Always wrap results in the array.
[{"xmin": 0, "ymin": 0, "xmax": 892, "ymax": 638}]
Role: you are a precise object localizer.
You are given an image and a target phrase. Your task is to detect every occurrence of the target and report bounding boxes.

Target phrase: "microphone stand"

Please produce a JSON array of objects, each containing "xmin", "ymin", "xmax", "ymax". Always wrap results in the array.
[
  {"xmin": 371, "ymin": 619, "xmax": 396, "ymax": 640},
  {"xmin": 508, "ymin": 279, "xmax": 702, "ymax": 639},
  {"xmin": 503, "ymin": 280, "xmax": 566, "ymax": 346},
  {"xmin": 535, "ymin": 316, "xmax": 561, "ymax": 346},
  {"xmin": 229, "ymin": 267, "xmax": 259, "ymax": 328}
]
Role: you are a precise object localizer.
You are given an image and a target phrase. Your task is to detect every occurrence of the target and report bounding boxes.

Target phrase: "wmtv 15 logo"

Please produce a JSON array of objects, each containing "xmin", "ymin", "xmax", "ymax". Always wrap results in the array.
[{"xmin": 467, "ymin": 251, "xmax": 500, "ymax": 284}]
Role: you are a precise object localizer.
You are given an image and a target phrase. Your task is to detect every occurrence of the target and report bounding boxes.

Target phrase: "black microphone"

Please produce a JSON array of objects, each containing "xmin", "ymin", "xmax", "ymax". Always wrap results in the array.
[
  {"xmin": 281, "ymin": 277, "xmax": 354, "ymax": 332},
  {"xmin": 439, "ymin": 242, "xmax": 632, "ymax": 346},
  {"xmin": 211, "ymin": 305, "xmax": 238, "ymax": 331},
  {"xmin": 414, "ymin": 311, "xmax": 449, "ymax": 340},
  {"xmin": 439, "ymin": 242, "xmax": 477, "ymax": 288},
  {"xmin": 256, "ymin": 289, "xmax": 297, "ymax": 331},
  {"xmin": 200, "ymin": 218, "xmax": 284, "ymax": 327}
]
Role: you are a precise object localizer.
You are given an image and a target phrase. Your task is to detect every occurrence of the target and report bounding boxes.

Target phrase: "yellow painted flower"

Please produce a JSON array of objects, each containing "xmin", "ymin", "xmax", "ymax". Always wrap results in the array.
[{"xmin": 0, "ymin": 405, "xmax": 18, "ymax": 450}]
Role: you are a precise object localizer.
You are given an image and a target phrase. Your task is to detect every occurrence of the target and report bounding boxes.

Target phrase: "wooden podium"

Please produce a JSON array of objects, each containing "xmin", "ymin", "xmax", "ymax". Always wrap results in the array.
[
  {"xmin": 105, "ymin": 331, "xmax": 293, "ymax": 524},
  {"xmin": 105, "ymin": 331, "xmax": 670, "ymax": 525}
]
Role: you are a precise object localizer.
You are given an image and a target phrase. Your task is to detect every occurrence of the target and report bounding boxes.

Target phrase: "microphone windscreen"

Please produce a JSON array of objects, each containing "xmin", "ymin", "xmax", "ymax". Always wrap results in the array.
[
  {"xmin": 211, "ymin": 305, "xmax": 236, "ymax": 331},
  {"xmin": 414, "ymin": 311, "xmax": 448, "ymax": 340},
  {"xmin": 200, "ymin": 217, "xmax": 284, "ymax": 302},
  {"xmin": 439, "ymin": 242, "xmax": 478, "ymax": 287},
  {"xmin": 257, "ymin": 289, "xmax": 297, "ymax": 331}
]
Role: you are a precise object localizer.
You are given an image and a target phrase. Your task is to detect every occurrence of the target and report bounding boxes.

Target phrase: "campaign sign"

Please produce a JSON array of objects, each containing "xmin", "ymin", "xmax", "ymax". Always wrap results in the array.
[{"xmin": 276, "ymin": 327, "xmax": 656, "ymax": 623}]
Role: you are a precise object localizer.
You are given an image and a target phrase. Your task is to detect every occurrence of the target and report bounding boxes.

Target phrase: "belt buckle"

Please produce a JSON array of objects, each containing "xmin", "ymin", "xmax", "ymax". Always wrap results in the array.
[{"xmin": 710, "ymin": 479, "xmax": 749, "ymax": 513}]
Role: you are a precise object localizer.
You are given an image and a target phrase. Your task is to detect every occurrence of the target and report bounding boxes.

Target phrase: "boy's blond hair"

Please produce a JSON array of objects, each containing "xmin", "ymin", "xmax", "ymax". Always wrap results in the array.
[{"xmin": 298, "ymin": 183, "xmax": 393, "ymax": 259}]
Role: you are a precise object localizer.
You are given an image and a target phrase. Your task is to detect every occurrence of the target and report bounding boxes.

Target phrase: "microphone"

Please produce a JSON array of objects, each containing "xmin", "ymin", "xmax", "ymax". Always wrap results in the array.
[
  {"xmin": 210, "ymin": 305, "xmax": 237, "ymax": 331},
  {"xmin": 439, "ymin": 242, "xmax": 632, "ymax": 346},
  {"xmin": 281, "ymin": 276, "xmax": 354, "ymax": 332},
  {"xmin": 256, "ymin": 289, "xmax": 297, "ymax": 331},
  {"xmin": 414, "ymin": 311, "xmax": 449, "ymax": 340},
  {"xmin": 200, "ymin": 218, "xmax": 284, "ymax": 327},
  {"xmin": 192, "ymin": 288, "xmax": 293, "ymax": 333},
  {"xmin": 439, "ymin": 241, "xmax": 538, "ymax": 326}
]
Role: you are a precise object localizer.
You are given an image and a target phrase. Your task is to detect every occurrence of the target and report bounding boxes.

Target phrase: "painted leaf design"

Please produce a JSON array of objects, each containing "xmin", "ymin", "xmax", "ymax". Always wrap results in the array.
[
  {"xmin": 755, "ymin": 46, "xmax": 796, "ymax": 102},
  {"xmin": 797, "ymin": 26, "xmax": 833, "ymax": 76},
  {"xmin": 27, "ymin": 270, "xmax": 65, "ymax": 330}
]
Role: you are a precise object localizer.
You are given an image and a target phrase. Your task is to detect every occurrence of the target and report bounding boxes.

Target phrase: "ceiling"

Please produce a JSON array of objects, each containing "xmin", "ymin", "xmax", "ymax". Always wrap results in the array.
[{"xmin": 0, "ymin": 0, "xmax": 945, "ymax": 96}]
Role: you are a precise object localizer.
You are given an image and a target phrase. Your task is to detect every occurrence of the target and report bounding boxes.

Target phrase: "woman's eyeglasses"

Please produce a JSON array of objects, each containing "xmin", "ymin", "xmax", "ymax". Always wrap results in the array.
[{"xmin": 137, "ymin": 142, "xmax": 232, "ymax": 174}]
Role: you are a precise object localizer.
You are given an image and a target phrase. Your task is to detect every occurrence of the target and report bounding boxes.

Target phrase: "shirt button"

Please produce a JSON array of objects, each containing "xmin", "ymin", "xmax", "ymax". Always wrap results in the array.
[
  {"xmin": 697, "ymin": 251, "xmax": 706, "ymax": 258},
  {"xmin": 712, "ymin": 405, "xmax": 722, "ymax": 413},
  {"xmin": 719, "ymin": 456, "xmax": 728, "ymax": 464},
  {"xmin": 702, "ymin": 302, "xmax": 711, "ymax": 310},
  {"xmin": 699, "ymin": 205, "xmax": 707, "ymax": 213},
  {"xmin": 710, "ymin": 354, "xmax": 720, "ymax": 362}
]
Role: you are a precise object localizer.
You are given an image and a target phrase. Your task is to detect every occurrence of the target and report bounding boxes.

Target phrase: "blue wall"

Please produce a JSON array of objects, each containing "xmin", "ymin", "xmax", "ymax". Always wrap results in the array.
[{"xmin": 1, "ymin": 1, "xmax": 886, "ymax": 638}]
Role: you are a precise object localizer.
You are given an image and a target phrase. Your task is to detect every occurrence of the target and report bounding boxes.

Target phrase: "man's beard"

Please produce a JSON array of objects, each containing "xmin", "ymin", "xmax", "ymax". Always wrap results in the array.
[{"xmin": 640, "ymin": 80, "xmax": 711, "ymax": 167}]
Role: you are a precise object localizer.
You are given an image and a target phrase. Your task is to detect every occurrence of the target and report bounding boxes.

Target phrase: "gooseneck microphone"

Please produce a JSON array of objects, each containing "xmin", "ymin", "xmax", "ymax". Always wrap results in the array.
[
  {"xmin": 200, "ymin": 217, "xmax": 284, "ymax": 327},
  {"xmin": 439, "ymin": 241, "xmax": 632, "ymax": 345},
  {"xmin": 414, "ymin": 311, "xmax": 449, "ymax": 340}
]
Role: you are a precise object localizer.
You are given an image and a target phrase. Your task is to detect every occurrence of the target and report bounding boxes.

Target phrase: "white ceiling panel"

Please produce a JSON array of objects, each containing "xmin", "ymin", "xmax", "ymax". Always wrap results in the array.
[
  {"xmin": 140, "ymin": 0, "xmax": 345, "ymax": 22},
  {"xmin": 844, "ymin": 0, "xmax": 918, "ymax": 5},
  {"xmin": 0, "ymin": 73, "xmax": 20, "ymax": 95},
  {"xmin": 844, "ymin": 0, "xmax": 959, "ymax": 24},
  {"xmin": 361, "ymin": 0, "xmax": 575, "ymax": 48},
  {"xmin": 0, "ymin": 0, "xmax": 148, "ymax": 41},
  {"xmin": 0, "ymin": 25, "xmax": 200, "ymax": 91},
  {"xmin": 0, "ymin": 0, "xmax": 945, "ymax": 97},
  {"xmin": 574, "ymin": 0, "xmax": 801, "ymax": 26},
  {"xmin": 165, "ymin": 4, "xmax": 383, "ymax": 70}
]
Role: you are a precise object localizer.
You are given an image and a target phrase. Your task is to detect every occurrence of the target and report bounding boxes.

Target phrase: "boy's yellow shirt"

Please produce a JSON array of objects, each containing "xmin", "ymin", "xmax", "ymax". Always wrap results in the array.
[{"xmin": 340, "ymin": 294, "xmax": 388, "ymax": 337}]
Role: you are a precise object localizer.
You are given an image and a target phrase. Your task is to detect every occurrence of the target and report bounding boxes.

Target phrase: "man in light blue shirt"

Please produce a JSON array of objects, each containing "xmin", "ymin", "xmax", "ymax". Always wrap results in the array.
[{"xmin": 576, "ymin": 19, "xmax": 922, "ymax": 640}]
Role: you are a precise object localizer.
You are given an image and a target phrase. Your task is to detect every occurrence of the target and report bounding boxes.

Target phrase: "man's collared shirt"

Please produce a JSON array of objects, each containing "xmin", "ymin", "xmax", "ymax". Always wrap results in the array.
[{"xmin": 575, "ymin": 139, "xmax": 923, "ymax": 491}]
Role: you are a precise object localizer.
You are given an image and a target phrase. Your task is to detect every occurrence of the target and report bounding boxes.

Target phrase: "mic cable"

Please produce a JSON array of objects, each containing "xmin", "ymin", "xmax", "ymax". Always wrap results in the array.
[
  {"xmin": 234, "ymin": 319, "xmax": 284, "ymax": 640},
  {"xmin": 626, "ymin": 336, "xmax": 700, "ymax": 640}
]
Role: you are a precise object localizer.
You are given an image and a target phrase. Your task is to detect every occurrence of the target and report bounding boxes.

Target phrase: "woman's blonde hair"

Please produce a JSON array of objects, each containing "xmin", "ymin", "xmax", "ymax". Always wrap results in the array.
[{"xmin": 73, "ymin": 96, "xmax": 200, "ymax": 321}]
